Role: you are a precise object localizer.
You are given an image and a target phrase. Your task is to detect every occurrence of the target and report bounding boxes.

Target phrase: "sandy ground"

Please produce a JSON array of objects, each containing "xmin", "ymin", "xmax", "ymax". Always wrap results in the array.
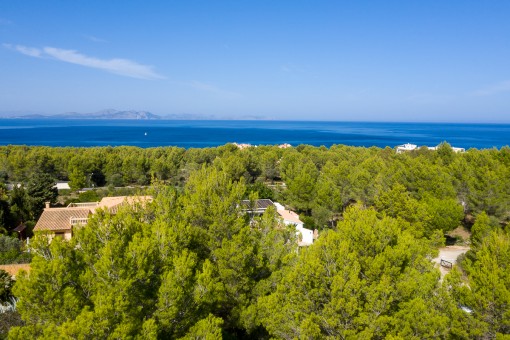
[
  {"xmin": 447, "ymin": 226, "xmax": 471, "ymax": 246},
  {"xmin": 432, "ymin": 246, "xmax": 470, "ymax": 277},
  {"xmin": 449, "ymin": 226, "xmax": 471, "ymax": 241},
  {"xmin": 0, "ymin": 264, "xmax": 31, "ymax": 278}
]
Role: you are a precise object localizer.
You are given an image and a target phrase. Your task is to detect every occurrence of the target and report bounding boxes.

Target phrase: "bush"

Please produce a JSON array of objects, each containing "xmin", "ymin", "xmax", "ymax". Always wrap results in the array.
[
  {"xmin": 0, "ymin": 309, "xmax": 23, "ymax": 340},
  {"xmin": 77, "ymin": 190, "xmax": 100, "ymax": 203},
  {"xmin": 0, "ymin": 236, "xmax": 31, "ymax": 265},
  {"xmin": 107, "ymin": 174, "xmax": 124, "ymax": 187},
  {"xmin": 244, "ymin": 182, "xmax": 275, "ymax": 200},
  {"xmin": 0, "ymin": 269, "xmax": 14, "ymax": 302}
]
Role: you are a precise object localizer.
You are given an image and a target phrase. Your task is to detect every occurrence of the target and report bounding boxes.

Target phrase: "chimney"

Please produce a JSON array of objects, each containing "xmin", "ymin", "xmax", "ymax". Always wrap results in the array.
[{"xmin": 45, "ymin": 202, "xmax": 50, "ymax": 209}]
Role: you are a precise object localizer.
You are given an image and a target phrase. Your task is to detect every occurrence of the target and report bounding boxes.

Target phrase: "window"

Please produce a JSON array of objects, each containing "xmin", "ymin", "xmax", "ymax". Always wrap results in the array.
[{"xmin": 54, "ymin": 232, "xmax": 65, "ymax": 239}]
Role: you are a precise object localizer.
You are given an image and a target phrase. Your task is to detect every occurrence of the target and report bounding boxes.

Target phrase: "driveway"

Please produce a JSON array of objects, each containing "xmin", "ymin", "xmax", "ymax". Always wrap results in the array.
[{"xmin": 432, "ymin": 246, "xmax": 470, "ymax": 277}]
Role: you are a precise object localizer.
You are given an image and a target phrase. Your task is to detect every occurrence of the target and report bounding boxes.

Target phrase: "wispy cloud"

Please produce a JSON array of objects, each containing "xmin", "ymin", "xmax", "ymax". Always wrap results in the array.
[
  {"xmin": 280, "ymin": 63, "xmax": 317, "ymax": 79},
  {"xmin": 3, "ymin": 44, "xmax": 165, "ymax": 80},
  {"xmin": 84, "ymin": 35, "xmax": 107, "ymax": 43},
  {"xmin": 3, "ymin": 43, "xmax": 42, "ymax": 57},
  {"xmin": 472, "ymin": 80, "xmax": 510, "ymax": 96},
  {"xmin": 190, "ymin": 81, "xmax": 242, "ymax": 99},
  {"xmin": 0, "ymin": 18, "xmax": 11, "ymax": 25},
  {"xmin": 281, "ymin": 63, "xmax": 303, "ymax": 74},
  {"xmin": 43, "ymin": 47, "xmax": 165, "ymax": 79}
]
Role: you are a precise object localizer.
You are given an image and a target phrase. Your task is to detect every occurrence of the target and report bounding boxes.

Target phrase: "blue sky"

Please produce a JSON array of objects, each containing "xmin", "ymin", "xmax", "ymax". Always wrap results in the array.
[{"xmin": 1, "ymin": 1, "xmax": 509, "ymax": 122}]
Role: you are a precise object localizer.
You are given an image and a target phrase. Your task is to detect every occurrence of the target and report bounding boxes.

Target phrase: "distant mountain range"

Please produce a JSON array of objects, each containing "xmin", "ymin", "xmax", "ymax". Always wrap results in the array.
[
  {"xmin": 56, "ymin": 109, "xmax": 161, "ymax": 120},
  {"xmin": 0, "ymin": 109, "xmax": 161, "ymax": 120},
  {"xmin": 0, "ymin": 109, "xmax": 267, "ymax": 120}
]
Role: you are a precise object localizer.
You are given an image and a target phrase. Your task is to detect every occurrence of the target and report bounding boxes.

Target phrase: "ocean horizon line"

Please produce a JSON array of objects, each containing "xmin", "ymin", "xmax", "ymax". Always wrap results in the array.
[{"xmin": 2, "ymin": 116, "xmax": 510, "ymax": 125}]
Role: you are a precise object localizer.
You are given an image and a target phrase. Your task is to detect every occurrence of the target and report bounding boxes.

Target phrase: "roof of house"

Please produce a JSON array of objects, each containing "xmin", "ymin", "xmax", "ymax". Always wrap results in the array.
[
  {"xmin": 34, "ymin": 207, "xmax": 91, "ymax": 231},
  {"xmin": 277, "ymin": 209, "xmax": 303, "ymax": 225},
  {"xmin": 54, "ymin": 182, "xmax": 71, "ymax": 190},
  {"xmin": 34, "ymin": 195, "xmax": 152, "ymax": 232},
  {"xmin": 13, "ymin": 223, "xmax": 27, "ymax": 233},
  {"xmin": 94, "ymin": 195, "xmax": 152, "ymax": 213},
  {"xmin": 240, "ymin": 199, "xmax": 274, "ymax": 210}
]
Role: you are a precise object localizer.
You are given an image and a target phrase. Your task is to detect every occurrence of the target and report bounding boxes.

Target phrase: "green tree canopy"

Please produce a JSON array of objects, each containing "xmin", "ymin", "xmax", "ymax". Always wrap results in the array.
[
  {"xmin": 456, "ymin": 229, "xmax": 510, "ymax": 338},
  {"xmin": 256, "ymin": 206, "xmax": 458, "ymax": 339},
  {"xmin": 10, "ymin": 166, "xmax": 294, "ymax": 339},
  {"xmin": 25, "ymin": 173, "xmax": 58, "ymax": 220}
]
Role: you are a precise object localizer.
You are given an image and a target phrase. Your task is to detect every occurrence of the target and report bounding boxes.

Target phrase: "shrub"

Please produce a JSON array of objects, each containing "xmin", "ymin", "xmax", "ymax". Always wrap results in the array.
[
  {"xmin": 0, "ymin": 270, "xmax": 14, "ymax": 302},
  {"xmin": 0, "ymin": 236, "xmax": 31, "ymax": 265}
]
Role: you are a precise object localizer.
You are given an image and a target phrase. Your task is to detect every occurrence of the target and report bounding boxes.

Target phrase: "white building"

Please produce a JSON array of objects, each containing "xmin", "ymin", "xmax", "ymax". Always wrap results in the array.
[
  {"xmin": 274, "ymin": 202, "xmax": 314, "ymax": 246},
  {"xmin": 240, "ymin": 199, "xmax": 316, "ymax": 246},
  {"xmin": 427, "ymin": 145, "xmax": 465, "ymax": 153},
  {"xmin": 232, "ymin": 142, "xmax": 253, "ymax": 149},
  {"xmin": 396, "ymin": 143, "xmax": 417, "ymax": 153},
  {"xmin": 54, "ymin": 182, "xmax": 71, "ymax": 190},
  {"xmin": 397, "ymin": 143, "xmax": 465, "ymax": 154}
]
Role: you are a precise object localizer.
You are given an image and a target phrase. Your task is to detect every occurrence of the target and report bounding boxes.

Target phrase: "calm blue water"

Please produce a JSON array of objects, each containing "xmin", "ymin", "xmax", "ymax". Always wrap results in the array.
[{"xmin": 0, "ymin": 119, "xmax": 508, "ymax": 149}]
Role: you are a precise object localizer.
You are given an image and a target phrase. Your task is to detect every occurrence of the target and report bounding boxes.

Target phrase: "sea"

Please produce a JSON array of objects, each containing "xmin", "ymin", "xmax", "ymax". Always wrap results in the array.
[{"xmin": 0, "ymin": 119, "xmax": 509, "ymax": 149}]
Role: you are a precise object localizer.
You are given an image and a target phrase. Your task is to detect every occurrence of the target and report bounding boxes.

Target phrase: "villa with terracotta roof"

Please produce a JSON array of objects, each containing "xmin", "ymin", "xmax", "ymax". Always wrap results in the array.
[{"xmin": 34, "ymin": 196, "xmax": 152, "ymax": 241}]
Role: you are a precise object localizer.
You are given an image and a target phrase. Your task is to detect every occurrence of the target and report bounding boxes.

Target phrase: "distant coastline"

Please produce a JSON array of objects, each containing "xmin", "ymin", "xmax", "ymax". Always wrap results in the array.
[{"xmin": 1, "ymin": 109, "xmax": 509, "ymax": 125}]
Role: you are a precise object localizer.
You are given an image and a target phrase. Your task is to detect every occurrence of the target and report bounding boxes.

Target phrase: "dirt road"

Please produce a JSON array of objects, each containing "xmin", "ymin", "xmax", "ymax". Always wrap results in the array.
[{"xmin": 432, "ymin": 246, "xmax": 470, "ymax": 277}]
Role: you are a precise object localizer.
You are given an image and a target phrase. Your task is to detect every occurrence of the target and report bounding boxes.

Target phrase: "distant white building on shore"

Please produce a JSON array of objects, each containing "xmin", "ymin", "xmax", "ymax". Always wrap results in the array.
[
  {"xmin": 233, "ymin": 142, "xmax": 253, "ymax": 150},
  {"xmin": 427, "ymin": 145, "xmax": 466, "ymax": 153},
  {"xmin": 396, "ymin": 143, "xmax": 417, "ymax": 153},
  {"xmin": 396, "ymin": 143, "xmax": 465, "ymax": 154}
]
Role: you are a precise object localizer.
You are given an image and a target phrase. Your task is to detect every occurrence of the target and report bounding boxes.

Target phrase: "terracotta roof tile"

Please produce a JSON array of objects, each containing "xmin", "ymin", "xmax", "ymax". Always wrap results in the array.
[
  {"xmin": 93, "ymin": 195, "xmax": 152, "ymax": 213},
  {"xmin": 277, "ymin": 209, "xmax": 303, "ymax": 225},
  {"xmin": 34, "ymin": 208, "xmax": 91, "ymax": 231},
  {"xmin": 34, "ymin": 196, "xmax": 152, "ymax": 233}
]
